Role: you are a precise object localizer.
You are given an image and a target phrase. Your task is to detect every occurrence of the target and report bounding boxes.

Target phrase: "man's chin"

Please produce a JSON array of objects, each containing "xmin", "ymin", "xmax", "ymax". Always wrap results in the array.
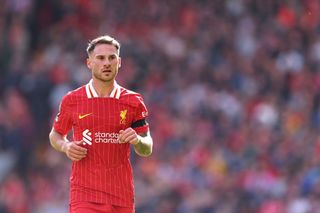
[
  {"xmin": 93, "ymin": 74, "xmax": 115, "ymax": 83},
  {"xmin": 98, "ymin": 77, "xmax": 114, "ymax": 83}
]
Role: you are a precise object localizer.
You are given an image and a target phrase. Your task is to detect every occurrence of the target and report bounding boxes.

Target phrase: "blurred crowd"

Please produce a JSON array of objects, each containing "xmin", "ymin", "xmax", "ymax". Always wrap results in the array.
[{"xmin": 1, "ymin": 0, "xmax": 320, "ymax": 212}]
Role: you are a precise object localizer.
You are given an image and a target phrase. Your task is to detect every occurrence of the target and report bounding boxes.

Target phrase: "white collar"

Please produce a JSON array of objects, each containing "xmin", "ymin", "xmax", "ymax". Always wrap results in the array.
[{"xmin": 85, "ymin": 79, "xmax": 120, "ymax": 99}]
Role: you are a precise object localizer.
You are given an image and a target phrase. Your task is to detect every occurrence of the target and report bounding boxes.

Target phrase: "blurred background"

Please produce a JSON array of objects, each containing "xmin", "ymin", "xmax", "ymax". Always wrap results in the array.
[{"xmin": 1, "ymin": 0, "xmax": 320, "ymax": 212}]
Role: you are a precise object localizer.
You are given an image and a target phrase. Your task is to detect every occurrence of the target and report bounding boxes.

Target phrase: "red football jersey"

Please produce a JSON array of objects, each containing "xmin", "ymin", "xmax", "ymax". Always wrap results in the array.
[{"xmin": 53, "ymin": 80, "xmax": 149, "ymax": 207}]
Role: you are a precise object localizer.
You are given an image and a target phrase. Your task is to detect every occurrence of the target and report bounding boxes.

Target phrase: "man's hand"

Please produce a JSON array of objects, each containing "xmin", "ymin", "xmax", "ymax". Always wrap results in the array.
[
  {"xmin": 118, "ymin": 128, "xmax": 153, "ymax": 157},
  {"xmin": 118, "ymin": 128, "xmax": 140, "ymax": 145},
  {"xmin": 62, "ymin": 141, "xmax": 88, "ymax": 161}
]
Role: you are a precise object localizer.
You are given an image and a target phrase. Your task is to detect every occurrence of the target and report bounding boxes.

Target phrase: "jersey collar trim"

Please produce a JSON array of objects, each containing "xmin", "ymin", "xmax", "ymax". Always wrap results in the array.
[
  {"xmin": 88, "ymin": 80, "xmax": 99, "ymax": 97},
  {"xmin": 110, "ymin": 82, "xmax": 121, "ymax": 99},
  {"xmin": 85, "ymin": 79, "xmax": 121, "ymax": 99}
]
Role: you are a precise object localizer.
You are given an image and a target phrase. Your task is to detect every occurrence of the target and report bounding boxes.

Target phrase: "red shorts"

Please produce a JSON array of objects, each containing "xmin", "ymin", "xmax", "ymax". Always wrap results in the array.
[{"xmin": 70, "ymin": 201, "xmax": 134, "ymax": 213}]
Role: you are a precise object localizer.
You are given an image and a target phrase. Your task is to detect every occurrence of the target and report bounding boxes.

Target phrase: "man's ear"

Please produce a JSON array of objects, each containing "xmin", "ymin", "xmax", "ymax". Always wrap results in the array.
[
  {"xmin": 118, "ymin": 57, "xmax": 121, "ymax": 68},
  {"xmin": 86, "ymin": 58, "xmax": 92, "ymax": 69}
]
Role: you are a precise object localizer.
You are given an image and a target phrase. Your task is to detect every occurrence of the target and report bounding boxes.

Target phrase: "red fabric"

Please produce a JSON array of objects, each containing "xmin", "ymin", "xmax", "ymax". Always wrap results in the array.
[
  {"xmin": 70, "ymin": 201, "xmax": 134, "ymax": 213},
  {"xmin": 53, "ymin": 83, "xmax": 149, "ymax": 207}
]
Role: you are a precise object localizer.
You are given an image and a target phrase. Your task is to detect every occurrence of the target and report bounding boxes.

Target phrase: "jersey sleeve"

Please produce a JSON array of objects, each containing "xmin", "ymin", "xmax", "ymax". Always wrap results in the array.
[
  {"xmin": 132, "ymin": 94, "xmax": 149, "ymax": 134},
  {"xmin": 53, "ymin": 94, "xmax": 73, "ymax": 135}
]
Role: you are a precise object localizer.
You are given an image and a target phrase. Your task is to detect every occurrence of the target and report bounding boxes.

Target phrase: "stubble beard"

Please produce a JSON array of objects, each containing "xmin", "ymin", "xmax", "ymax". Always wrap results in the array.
[{"xmin": 93, "ymin": 69, "xmax": 117, "ymax": 83}]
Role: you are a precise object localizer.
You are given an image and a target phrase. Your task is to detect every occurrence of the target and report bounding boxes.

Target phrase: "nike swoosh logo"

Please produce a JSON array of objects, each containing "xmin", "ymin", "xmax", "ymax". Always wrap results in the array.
[{"xmin": 78, "ymin": 113, "xmax": 92, "ymax": 119}]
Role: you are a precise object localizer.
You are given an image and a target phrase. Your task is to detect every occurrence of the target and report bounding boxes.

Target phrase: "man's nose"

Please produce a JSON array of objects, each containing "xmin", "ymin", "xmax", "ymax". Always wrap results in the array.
[{"xmin": 103, "ymin": 59, "xmax": 111, "ymax": 66}]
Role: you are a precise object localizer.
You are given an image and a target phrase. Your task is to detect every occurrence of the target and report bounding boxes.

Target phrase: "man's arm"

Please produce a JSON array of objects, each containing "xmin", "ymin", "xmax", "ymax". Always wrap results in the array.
[
  {"xmin": 118, "ymin": 128, "xmax": 153, "ymax": 157},
  {"xmin": 133, "ymin": 131, "xmax": 153, "ymax": 157},
  {"xmin": 49, "ymin": 128, "xmax": 69, "ymax": 153},
  {"xmin": 49, "ymin": 129, "xmax": 87, "ymax": 161}
]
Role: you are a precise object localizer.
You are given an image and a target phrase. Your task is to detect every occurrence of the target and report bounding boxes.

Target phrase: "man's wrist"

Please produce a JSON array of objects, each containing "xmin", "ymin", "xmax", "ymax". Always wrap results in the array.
[
  {"xmin": 61, "ymin": 141, "xmax": 69, "ymax": 153},
  {"xmin": 133, "ymin": 136, "xmax": 142, "ymax": 146}
]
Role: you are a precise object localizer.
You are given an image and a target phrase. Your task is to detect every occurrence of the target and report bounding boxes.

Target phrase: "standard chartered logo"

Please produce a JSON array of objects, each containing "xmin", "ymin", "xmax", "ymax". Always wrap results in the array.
[
  {"xmin": 95, "ymin": 132, "xmax": 119, "ymax": 143},
  {"xmin": 82, "ymin": 129, "xmax": 120, "ymax": 145},
  {"xmin": 82, "ymin": 129, "xmax": 92, "ymax": 145}
]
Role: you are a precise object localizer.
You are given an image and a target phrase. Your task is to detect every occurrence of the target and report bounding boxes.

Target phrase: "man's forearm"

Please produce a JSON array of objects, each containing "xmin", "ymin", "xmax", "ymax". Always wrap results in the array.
[
  {"xmin": 134, "ymin": 132, "xmax": 153, "ymax": 157},
  {"xmin": 49, "ymin": 129, "xmax": 69, "ymax": 153}
]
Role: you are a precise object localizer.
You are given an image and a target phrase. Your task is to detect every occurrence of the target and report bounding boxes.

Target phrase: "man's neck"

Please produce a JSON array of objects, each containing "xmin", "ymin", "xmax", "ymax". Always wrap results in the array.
[{"xmin": 91, "ymin": 78, "xmax": 115, "ymax": 97}]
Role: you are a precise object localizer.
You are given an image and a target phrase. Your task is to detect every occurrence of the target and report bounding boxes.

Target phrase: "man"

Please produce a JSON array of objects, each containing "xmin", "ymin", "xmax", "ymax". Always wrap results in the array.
[{"xmin": 49, "ymin": 35, "xmax": 153, "ymax": 213}]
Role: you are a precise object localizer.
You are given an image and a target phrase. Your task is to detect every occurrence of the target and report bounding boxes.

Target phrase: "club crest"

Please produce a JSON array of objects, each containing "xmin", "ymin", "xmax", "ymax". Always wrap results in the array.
[{"xmin": 120, "ymin": 109, "xmax": 127, "ymax": 124}]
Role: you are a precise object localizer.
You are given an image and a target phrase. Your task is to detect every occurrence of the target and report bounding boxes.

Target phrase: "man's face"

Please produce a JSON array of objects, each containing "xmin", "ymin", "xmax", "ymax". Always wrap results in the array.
[{"xmin": 87, "ymin": 43, "xmax": 121, "ymax": 83}]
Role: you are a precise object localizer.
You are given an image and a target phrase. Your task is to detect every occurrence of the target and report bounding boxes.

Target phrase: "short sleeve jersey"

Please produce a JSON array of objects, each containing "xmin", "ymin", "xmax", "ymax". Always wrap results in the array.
[{"xmin": 53, "ymin": 80, "xmax": 149, "ymax": 207}]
